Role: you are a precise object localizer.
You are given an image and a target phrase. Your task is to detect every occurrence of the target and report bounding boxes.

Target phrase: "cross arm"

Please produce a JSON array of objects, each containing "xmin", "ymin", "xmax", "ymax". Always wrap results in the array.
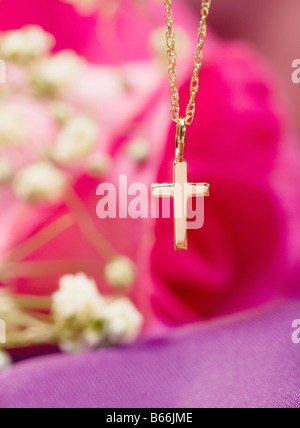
[
  {"xmin": 152, "ymin": 183, "xmax": 175, "ymax": 198},
  {"xmin": 187, "ymin": 183, "xmax": 210, "ymax": 198}
]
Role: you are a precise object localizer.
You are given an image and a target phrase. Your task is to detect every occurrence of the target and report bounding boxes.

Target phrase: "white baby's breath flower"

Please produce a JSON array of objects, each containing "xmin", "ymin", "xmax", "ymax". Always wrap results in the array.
[
  {"xmin": 86, "ymin": 153, "xmax": 112, "ymax": 178},
  {"xmin": 52, "ymin": 273, "xmax": 105, "ymax": 324},
  {"xmin": 61, "ymin": 0, "xmax": 98, "ymax": 15},
  {"xmin": 127, "ymin": 138, "xmax": 150, "ymax": 164},
  {"xmin": 50, "ymin": 101, "xmax": 72, "ymax": 124},
  {"xmin": 53, "ymin": 116, "xmax": 99, "ymax": 164},
  {"xmin": 0, "ymin": 350, "xmax": 11, "ymax": 371},
  {"xmin": 32, "ymin": 50, "xmax": 82, "ymax": 94},
  {"xmin": 0, "ymin": 26, "xmax": 54, "ymax": 64},
  {"xmin": 104, "ymin": 256, "xmax": 137, "ymax": 290},
  {"xmin": 81, "ymin": 327, "xmax": 105, "ymax": 348},
  {"xmin": 52, "ymin": 273, "xmax": 143, "ymax": 352},
  {"xmin": 0, "ymin": 106, "xmax": 28, "ymax": 147},
  {"xmin": 58, "ymin": 339, "xmax": 83, "ymax": 354},
  {"xmin": 58, "ymin": 326, "xmax": 105, "ymax": 353},
  {"xmin": 103, "ymin": 298, "xmax": 143, "ymax": 345},
  {"xmin": 13, "ymin": 162, "xmax": 67, "ymax": 203},
  {"xmin": 0, "ymin": 159, "xmax": 13, "ymax": 184}
]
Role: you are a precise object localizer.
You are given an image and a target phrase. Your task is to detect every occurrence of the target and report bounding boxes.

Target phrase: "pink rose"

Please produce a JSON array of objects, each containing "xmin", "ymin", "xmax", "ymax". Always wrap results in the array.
[{"xmin": 150, "ymin": 42, "xmax": 300, "ymax": 325}]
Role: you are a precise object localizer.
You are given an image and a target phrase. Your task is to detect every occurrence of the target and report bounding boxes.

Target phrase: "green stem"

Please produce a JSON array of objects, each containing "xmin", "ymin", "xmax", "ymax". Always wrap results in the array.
[
  {"xmin": 27, "ymin": 311, "xmax": 53, "ymax": 323},
  {"xmin": 5, "ymin": 329, "xmax": 56, "ymax": 349},
  {"xmin": 13, "ymin": 295, "xmax": 52, "ymax": 311},
  {"xmin": 64, "ymin": 186, "xmax": 116, "ymax": 262},
  {"xmin": 2, "ymin": 312, "xmax": 49, "ymax": 328},
  {"xmin": 5, "ymin": 214, "xmax": 75, "ymax": 263},
  {"xmin": 0, "ymin": 260, "xmax": 102, "ymax": 280}
]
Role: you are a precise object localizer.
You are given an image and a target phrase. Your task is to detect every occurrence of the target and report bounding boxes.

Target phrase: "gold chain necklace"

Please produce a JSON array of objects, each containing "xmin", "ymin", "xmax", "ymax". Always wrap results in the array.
[
  {"xmin": 152, "ymin": 1, "xmax": 212, "ymax": 251},
  {"xmin": 165, "ymin": 0, "xmax": 212, "ymax": 126}
]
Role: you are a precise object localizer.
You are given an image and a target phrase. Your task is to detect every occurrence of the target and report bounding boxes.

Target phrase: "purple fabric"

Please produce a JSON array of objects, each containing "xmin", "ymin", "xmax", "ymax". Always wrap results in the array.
[{"xmin": 0, "ymin": 300, "xmax": 299, "ymax": 408}]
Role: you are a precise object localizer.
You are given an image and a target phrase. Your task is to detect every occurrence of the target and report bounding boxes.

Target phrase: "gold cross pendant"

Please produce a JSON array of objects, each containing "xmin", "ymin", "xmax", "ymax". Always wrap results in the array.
[{"xmin": 152, "ymin": 119, "xmax": 210, "ymax": 251}]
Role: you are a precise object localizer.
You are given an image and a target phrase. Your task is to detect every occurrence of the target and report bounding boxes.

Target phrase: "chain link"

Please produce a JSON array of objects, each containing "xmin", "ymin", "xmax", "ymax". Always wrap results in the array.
[{"xmin": 164, "ymin": 0, "xmax": 212, "ymax": 126}]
